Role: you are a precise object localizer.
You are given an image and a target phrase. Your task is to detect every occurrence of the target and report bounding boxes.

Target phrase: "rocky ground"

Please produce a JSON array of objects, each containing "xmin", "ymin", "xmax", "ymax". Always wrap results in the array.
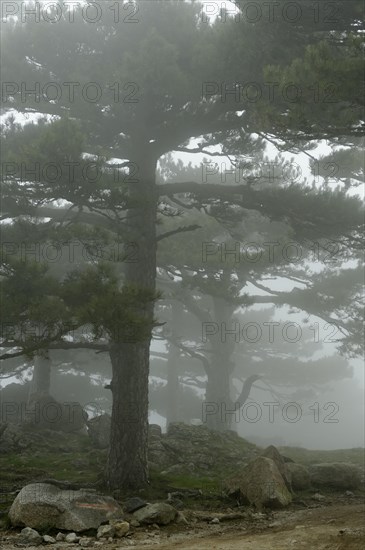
[
  {"xmin": 1, "ymin": 499, "xmax": 364, "ymax": 549},
  {"xmin": 1, "ymin": 421, "xmax": 364, "ymax": 549}
]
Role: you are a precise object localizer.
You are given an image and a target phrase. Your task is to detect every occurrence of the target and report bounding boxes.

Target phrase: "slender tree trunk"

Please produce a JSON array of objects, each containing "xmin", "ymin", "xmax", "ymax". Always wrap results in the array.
[
  {"xmin": 205, "ymin": 351, "xmax": 234, "ymax": 432},
  {"xmin": 29, "ymin": 353, "xmax": 51, "ymax": 399},
  {"xmin": 166, "ymin": 301, "xmax": 183, "ymax": 428},
  {"xmin": 205, "ymin": 293, "xmax": 236, "ymax": 432},
  {"xmin": 106, "ymin": 150, "xmax": 158, "ymax": 491}
]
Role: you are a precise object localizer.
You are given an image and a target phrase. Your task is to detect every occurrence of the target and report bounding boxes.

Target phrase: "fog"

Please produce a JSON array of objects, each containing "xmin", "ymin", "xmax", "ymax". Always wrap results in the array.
[{"xmin": 1, "ymin": 0, "xmax": 364, "ymax": 472}]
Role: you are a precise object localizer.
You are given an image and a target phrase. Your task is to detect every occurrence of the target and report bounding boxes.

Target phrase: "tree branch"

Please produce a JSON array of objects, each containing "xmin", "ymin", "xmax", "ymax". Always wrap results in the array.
[{"xmin": 157, "ymin": 224, "xmax": 202, "ymax": 242}]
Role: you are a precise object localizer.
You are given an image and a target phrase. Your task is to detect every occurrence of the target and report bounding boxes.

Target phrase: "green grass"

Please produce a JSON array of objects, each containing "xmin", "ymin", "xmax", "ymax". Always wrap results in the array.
[{"xmin": 278, "ymin": 446, "xmax": 365, "ymax": 468}]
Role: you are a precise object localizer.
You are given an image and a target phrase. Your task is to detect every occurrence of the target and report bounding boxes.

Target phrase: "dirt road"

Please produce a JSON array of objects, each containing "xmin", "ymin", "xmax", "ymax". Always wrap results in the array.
[
  {"xmin": 1, "ymin": 502, "xmax": 364, "ymax": 549},
  {"xmin": 130, "ymin": 503, "xmax": 365, "ymax": 550}
]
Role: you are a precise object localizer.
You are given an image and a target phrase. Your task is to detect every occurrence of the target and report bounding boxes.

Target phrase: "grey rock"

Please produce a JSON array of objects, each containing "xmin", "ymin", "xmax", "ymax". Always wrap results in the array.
[
  {"xmin": 210, "ymin": 517, "xmax": 220, "ymax": 524},
  {"xmin": 18, "ymin": 527, "xmax": 43, "ymax": 546},
  {"xmin": 166, "ymin": 495, "xmax": 184, "ymax": 510},
  {"xmin": 25, "ymin": 392, "xmax": 88, "ymax": 434},
  {"xmin": 148, "ymin": 424, "xmax": 162, "ymax": 438},
  {"xmin": 9, "ymin": 483, "xmax": 122, "ymax": 532},
  {"xmin": 310, "ymin": 463, "xmax": 361, "ymax": 490},
  {"xmin": 79, "ymin": 537, "xmax": 93, "ymax": 547},
  {"xmin": 287, "ymin": 463, "xmax": 311, "ymax": 491},
  {"xmin": 43, "ymin": 534, "xmax": 56, "ymax": 543},
  {"xmin": 123, "ymin": 497, "xmax": 147, "ymax": 513},
  {"xmin": 312, "ymin": 492, "xmax": 326, "ymax": 501},
  {"xmin": 109, "ymin": 519, "xmax": 130, "ymax": 537},
  {"xmin": 65, "ymin": 532, "xmax": 79, "ymax": 543},
  {"xmin": 225, "ymin": 456, "xmax": 292, "ymax": 509},
  {"xmin": 96, "ymin": 524, "xmax": 114, "ymax": 539},
  {"xmin": 261, "ymin": 446, "xmax": 292, "ymax": 492},
  {"xmin": 133, "ymin": 503, "xmax": 177, "ymax": 525},
  {"xmin": 175, "ymin": 511, "xmax": 189, "ymax": 525}
]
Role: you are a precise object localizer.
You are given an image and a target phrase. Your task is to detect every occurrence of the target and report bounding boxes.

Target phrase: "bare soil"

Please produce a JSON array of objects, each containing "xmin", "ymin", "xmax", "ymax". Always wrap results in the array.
[{"xmin": 1, "ymin": 500, "xmax": 364, "ymax": 550}]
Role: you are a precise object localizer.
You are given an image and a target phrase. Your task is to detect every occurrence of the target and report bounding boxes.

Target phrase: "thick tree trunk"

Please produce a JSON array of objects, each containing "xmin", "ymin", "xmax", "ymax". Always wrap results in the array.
[
  {"xmin": 105, "ymin": 150, "xmax": 157, "ymax": 491},
  {"xmin": 107, "ymin": 341, "xmax": 150, "ymax": 490},
  {"xmin": 29, "ymin": 353, "xmax": 51, "ymax": 399}
]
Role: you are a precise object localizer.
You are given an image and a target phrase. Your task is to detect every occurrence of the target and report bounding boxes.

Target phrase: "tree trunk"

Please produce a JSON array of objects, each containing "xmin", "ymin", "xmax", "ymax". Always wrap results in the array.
[
  {"xmin": 205, "ymin": 294, "xmax": 236, "ymax": 432},
  {"xmin": 204, "ymin": 351, "xmax": 234, "ymax": 432},
  {"xmin": 166, "ymin": 301, "xmax": 183, "ymax": 428},
  {"xmin": 29, "ymin": 353, "xmax": 51, "ymax": 399},
  {"xmin": 105, "ymin": 150, "xmax": 158, "ymax": 491}
]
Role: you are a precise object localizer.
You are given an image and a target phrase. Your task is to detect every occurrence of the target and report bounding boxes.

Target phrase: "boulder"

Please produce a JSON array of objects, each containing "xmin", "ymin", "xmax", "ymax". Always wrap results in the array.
[
  {"xmin": 0, "ymin": 422, "xmax": 26, "ymax": 453},
  {"xmin": 133, "ymin": 502, "xmax": 177, "ymax": 525},
  {"xmin": 1, "ymin": 384, "xmax": 87, "ymax": 433},
  {"xmin": 287, "ymin": 462, "xmax": 311, "ymax": 491},
  {"xmin": 9, "ymin": 483, "xmax": 123, "ymax": 532},
  {"xmin": 225, "ymin": 456, "xmax": 292, "ymax": 509},
  {"xmin": 25, "ymin": 392, "xmax": 88, "ymax": 433},
  {"xmin": 123, "ymin": 497, "xmax": 147, "ymax": 513},
  {"xmin": 309, "ymin": 463, "xmax": 362, "ymax": 490},
  {"xmin": 261, "ymin": 446, "xmax": 292, "ymax": 492},
  {"xmin": 87, "ymin": 414, "xmax": 111, "ymax": 449},
  {"xmin": 0, "ymin": 383, "xmax": 30, "ymax": 424}
]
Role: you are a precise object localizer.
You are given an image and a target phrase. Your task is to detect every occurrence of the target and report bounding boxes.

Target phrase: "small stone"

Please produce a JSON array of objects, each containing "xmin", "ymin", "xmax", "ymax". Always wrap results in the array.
[
  {"xmin": 209, "ymin": 517, "xmax": 220, "ymax": 524},
  {"xmin": 43, "ymin": 534, "xmax": 56, "ymax": 543},
  {"xmin": 110, "ymin": 520, "xmax": 130, "ymax": 538},
  {"xmin": 79, "ymin": 537, "xmax": 93, "ymax": 547},
  {"xmin": 345, "ymin": 490, "xmax": 354, "ymax": 497},
  {"xmin": 56, "ymin": 532, "xmax": 66, "ymax": 541},
  {"xmin": 312, "ymin": 493, "xmax": 326, "ymax": 501},
  {"xmin": 97, "ymin": 524, "xmax": 115, "ymax": 539},
  {"xmin": 19, "ymin": 527, "xmax": 42, "ymax": 545},
  {"xmin": 65, "ymin": 532, "xmax": 79, "ymax": 543},
  {"xmin": 175, "ymin": 511, "xmax": 189, "ymax": 525},
  {"xmin": 130, "ymin": 519, "xmax": 140, "ymax": 528}
]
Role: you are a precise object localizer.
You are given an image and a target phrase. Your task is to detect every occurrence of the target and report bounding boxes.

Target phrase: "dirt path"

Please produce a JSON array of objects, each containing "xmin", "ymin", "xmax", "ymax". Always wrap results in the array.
[
  {"xmin": 1, "ymin": 502, "xmax": 364, "ymax": 549},
  {"xmin": 130, "ymin": 503, "xmax": 365, "ymax": 550}
]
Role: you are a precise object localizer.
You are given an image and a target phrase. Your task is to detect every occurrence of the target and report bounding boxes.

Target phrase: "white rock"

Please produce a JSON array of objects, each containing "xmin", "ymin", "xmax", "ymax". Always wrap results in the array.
[
  {"xmin": 43, "ymin": 534, "xmax": 57, "ymax": 543},
  {"xmin": 209, "ymin": 517, "xmax": 220, "ymax": 524},
  {"xmin": 79, "ymin": 537, "xmax": 93, "ymax": 547},
  {"xmin": 65, "ymin": 532, "xmax": 79, "ymax": 543}
]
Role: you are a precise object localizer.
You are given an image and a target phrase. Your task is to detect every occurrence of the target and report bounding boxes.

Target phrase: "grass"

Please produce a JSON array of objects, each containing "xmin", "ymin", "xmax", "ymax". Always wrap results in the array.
[
  {"xmin": 278, "ymin": 446, "xmax": 365, "ymax": 468},
  {"xmin": 0, "ymin": 425, "xmax": 363, "ymax": 519}
]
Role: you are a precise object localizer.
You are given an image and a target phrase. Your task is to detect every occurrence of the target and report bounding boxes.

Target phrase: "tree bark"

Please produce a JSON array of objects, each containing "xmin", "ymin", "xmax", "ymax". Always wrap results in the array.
[
  {"xmin": 105, "ymin": 149, "xmax": 158, "ymax": 491},
  {"xmin": 204, "ymin": 294, "xmax": 236, "ymax": 432},
  {"xmin": 166, "ymin": 301, "xmax": 183, "ymax": 428},
  {"xmin": 29, "ymin": 353, "xmax": 52, "ymax": 399}
]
